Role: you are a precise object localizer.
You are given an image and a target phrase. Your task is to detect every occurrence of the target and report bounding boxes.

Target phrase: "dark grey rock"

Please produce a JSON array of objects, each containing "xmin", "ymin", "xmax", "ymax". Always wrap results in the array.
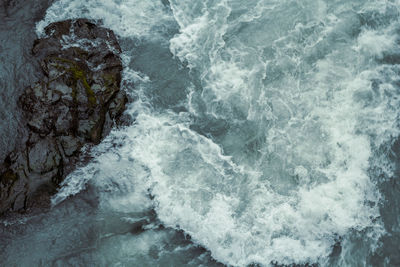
[
  {"xmin": 0, "ymin": 19, "xmax": 128, "ymax": 215},
  {"xmin": 54, "ymin": 106, "xmax": 72, "ymax": 135},
  {"xmin": 28, "ymin": 138, "xmax": 61, "ymax": 174},
  {"xmin": 59, "ymin": 135, "xmax": 82, "ymax": 157}
]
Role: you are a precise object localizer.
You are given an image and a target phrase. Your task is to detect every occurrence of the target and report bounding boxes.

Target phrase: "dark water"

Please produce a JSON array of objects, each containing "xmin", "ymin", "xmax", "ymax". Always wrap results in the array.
[
  {"xmin": 0, "ymin": 0, "xmax": 53, "ymax": 162},
  {"xmin": 1, "ymin": 0, "xmax": 400, "ymax": 266}
]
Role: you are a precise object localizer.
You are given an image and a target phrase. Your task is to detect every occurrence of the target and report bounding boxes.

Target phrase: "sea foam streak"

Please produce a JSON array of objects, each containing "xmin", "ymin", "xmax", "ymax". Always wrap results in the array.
[{"xmin": 37, "ymin": 0, "xmax": 400, "ymax": 265}]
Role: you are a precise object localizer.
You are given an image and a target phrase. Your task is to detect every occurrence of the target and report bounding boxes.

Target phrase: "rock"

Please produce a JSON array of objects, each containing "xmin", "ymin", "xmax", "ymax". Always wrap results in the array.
[
  {"xmin": 28, "ymin": 138, "xmax": 61, "ymax": 174},
  {"xmin": 54, "ymin": 106, "xmax": 72, "ymax": 135},
  {"xmin": 0, "ymin": 19, "xmax": 128, "ymax": 215},
  {"xmin": 59, "ymin": 135, "xmax": 82, "ymax": 157}
]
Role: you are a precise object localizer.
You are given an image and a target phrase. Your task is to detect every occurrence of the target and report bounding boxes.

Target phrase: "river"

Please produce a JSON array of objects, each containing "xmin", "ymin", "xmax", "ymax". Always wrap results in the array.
[{"xmin": 1, "ymin": 0, "xmax": 400, "ymax": 266}]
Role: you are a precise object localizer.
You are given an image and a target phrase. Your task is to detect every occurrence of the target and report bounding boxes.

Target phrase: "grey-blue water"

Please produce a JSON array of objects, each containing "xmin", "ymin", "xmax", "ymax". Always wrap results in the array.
[{"xmin": 1, "ymin": 0, "xmax": 400, "ymax": 266}]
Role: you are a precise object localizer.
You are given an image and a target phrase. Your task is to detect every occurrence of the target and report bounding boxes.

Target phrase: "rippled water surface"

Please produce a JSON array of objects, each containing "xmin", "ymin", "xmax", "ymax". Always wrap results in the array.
[{"xmin": 1, "ymin": 0, "xmax": 400, "ymax": 266}]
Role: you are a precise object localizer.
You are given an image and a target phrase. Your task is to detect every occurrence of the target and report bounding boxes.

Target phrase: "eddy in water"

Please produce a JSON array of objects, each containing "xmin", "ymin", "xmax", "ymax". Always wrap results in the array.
[{"xmin": 1, "ymin": 0, "xmax": 400, "ymax": 266}]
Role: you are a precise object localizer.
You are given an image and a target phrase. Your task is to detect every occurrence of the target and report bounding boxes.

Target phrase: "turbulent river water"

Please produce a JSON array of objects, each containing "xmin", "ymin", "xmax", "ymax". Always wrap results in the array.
[{"xmin": 1, "ymin": 0, "xmax": 400, "ymax": 266}]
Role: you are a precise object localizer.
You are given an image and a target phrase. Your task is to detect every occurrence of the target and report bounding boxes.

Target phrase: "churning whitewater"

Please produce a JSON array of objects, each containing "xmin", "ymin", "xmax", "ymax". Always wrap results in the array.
[{"xmin": 2, "ymin": 0, "xmax": 400, "ymax": 266}]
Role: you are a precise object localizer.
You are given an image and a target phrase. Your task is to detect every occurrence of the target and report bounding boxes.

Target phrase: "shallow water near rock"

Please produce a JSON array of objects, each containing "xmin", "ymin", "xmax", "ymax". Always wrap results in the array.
[
  {"xmin": 0, "ymin": 0, "xmax": 53, "ymax": 162},
  {"xmin": 1, "ymin": 0, "xmax": 400, "ymax": 266}
]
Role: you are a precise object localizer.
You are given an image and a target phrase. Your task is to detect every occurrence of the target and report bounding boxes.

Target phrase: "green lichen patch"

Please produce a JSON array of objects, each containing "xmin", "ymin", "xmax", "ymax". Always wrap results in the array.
[
  {"xmin": 50, "ymin": 57, "xmax": 97, "ymax": 107},
  {"xmin": 70, "ymin": 66, "xmax": 97, "ymax": 106}
]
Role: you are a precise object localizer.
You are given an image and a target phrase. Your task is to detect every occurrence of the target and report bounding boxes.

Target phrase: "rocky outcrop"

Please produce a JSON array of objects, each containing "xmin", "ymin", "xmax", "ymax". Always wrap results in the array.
[{"xmin": 0, "ymin": 19, "xmax": 127, "ymax": 214}]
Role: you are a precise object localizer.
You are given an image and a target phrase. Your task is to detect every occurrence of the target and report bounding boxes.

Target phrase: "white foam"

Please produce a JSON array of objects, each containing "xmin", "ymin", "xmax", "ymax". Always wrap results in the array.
[
  {"xmin": 41, "ymin": 0, "xmax": 400, "ymax": 265},
  {"xmin": 160, "ymin": 0, "xmax": 396, "ymax": 265},
  {"xmin": 36, "ymin": 0, "xmax": 174, "ymax": 40},
  {"xmin": 355, "ymin": 29, "xmax": 397, "ymax": 59}
]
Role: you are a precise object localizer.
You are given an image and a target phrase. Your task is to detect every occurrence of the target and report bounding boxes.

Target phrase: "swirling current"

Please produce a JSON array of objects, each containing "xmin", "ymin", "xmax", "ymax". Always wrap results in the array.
[{"xmin": 1, "ymin": 0, "xmax": 400, "ymax": 266}]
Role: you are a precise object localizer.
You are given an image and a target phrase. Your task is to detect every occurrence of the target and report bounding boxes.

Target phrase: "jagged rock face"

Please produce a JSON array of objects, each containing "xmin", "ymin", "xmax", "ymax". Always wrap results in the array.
[{"xmin": 0, "ymin": 19, "xmax": 127, "ymax": 215}]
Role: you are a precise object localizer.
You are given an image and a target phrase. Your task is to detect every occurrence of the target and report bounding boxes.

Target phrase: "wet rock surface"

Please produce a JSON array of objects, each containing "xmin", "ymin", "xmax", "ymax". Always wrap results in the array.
[{"xmin": 0, "ymin": 19, "xmax": 127, "ymax": 215}]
